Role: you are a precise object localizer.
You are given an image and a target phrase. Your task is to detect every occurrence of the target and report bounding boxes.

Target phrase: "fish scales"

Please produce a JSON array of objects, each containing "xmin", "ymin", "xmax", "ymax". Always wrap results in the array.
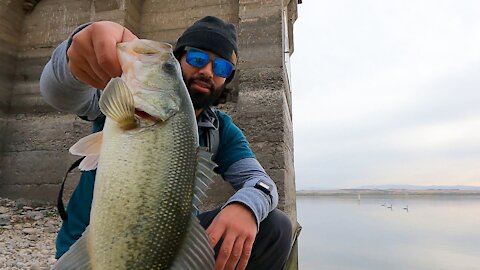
[{"xmin": 91, "ymin": 111, "xmax": 198, "ymax": 269}]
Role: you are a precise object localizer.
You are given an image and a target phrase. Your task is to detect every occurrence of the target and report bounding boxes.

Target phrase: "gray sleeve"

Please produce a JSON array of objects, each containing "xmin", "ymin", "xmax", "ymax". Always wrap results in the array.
[
  {"xmin": 221, "ymin": 158, "xmax": 279, "ymax": 230},
  {"xmin": 39, "ymin": 23, "xmax": 102, "ymax": 120}
]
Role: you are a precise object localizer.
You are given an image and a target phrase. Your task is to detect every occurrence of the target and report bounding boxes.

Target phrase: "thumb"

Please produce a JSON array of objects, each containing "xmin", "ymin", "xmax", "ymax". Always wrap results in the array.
[{"xmin": 120, "ymin": 27, "xmax": 137, "ymax": 42}]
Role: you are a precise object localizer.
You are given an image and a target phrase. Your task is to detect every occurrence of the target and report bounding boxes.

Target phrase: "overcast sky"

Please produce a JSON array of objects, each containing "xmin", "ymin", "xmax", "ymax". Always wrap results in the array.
[{"xmin": 290, "ymin": 0, "xmax": 480, "ymax": 190}]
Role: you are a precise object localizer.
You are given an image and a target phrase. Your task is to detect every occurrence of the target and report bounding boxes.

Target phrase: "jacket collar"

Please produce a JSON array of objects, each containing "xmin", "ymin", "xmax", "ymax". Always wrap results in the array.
[{"xmin": 197, "ymin": 107, "xmax": 219, "ymax": 130}]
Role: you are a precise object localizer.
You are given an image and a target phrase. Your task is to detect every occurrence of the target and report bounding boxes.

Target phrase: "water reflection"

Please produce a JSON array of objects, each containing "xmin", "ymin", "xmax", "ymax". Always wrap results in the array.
[{"xmin": 297, "ymin": 195, "xmax": 480, "ymax": 270}]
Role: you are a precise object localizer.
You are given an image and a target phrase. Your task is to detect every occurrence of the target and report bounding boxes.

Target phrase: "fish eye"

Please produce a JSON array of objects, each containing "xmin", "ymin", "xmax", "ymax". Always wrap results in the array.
[{"xmin": 162, "ymin": 62, "xmax": 176, "ymax": 73}]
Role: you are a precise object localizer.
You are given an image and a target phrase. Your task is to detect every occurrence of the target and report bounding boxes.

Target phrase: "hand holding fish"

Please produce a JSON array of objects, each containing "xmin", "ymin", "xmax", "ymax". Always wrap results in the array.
[
  {"xmin": 206, "ymin": 203, "xmax": 257, "ymax": 270},
  {"xmin": 67, "ymin": 21, "xmax": 137, "ymax": 90}
]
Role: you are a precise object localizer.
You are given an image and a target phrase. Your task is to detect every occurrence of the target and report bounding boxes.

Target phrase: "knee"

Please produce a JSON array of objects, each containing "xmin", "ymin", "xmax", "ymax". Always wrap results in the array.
[
  {"xmin": 261, "ymin": 209, "xmax": 293, "ymax": 246},
  {"xmin": 274, "ymin": 209, "xmax": 293, "ymax": 241}
]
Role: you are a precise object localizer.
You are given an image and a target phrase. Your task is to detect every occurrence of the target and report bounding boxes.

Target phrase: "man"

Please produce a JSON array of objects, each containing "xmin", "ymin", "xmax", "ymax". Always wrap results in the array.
[{"xmin": 40, "ymin": 16, "xmax": 292, "ymax": 270}]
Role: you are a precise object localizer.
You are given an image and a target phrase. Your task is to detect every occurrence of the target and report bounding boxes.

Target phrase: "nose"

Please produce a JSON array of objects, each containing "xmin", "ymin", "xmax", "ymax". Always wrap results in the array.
[{"xmin": 198, "ymin": 61, "xmax": 214, "ymax": 79}]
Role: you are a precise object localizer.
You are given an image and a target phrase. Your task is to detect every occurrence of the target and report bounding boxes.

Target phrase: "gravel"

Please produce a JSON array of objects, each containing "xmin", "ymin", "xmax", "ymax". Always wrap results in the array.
[{"xmin": 0, "ymin": 198, "xmax": 59, "ymax": 270}]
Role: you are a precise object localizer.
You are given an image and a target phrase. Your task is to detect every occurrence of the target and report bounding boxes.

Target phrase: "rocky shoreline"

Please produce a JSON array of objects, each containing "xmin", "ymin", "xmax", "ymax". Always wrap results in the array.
[{"xmin": 0, "ymin": 198, "xmax": 59, "ymax": 270}]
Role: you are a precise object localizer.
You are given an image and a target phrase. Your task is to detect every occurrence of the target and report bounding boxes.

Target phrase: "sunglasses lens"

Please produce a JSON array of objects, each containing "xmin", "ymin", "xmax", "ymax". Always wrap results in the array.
[
  {"xmin": 185, "ymin": 48, "xmax": 234, "ymax": 78},
  {"xmin": 186, "ymin": 50, "xmax": 209, "ymax": 68},
  {"xmin": 213, "ymin": 59, "xmax": 234, "ymax": 78}
]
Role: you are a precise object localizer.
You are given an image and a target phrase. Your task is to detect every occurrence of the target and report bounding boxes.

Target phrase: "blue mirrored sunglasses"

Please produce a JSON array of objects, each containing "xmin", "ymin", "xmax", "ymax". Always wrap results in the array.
[{"xmin": 184, "ymin": 47, "xmax": 235, "ymax": 78}]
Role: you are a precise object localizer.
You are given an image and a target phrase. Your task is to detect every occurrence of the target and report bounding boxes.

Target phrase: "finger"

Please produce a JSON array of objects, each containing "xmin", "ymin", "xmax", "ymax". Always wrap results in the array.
[
  {"xmin": 67, "ymin": 37, "xmax": 102, "ymax": 86},
  {"xmin": 83, "ymin": 41, "xmax": 112, "ymax": 84},
  {"xmin": 224, "ymin": 237, "xmax": 245, "ymax": 270},
  {"xmin": 68, "ymin": 48, "xmax": 109, "ymax": 88},
  {"xmin": 91, "ymin": 36, "xmax": 122, "ymax": 78},
  {"xmin": 68, "ymin": 29, "xmax": 112, "ymax": 85},
  {"xmin": 235, "ymin": 237, "xmax": 254, "ymax": 270},
  {"xmin": 69, "ymin": 62, "xmax": 105, "ymax": 90},
  {"xmin": 90, "ymin": 22, "xmax": 138, "ymax": 78},
  {"xmin": 215, "ymin": 235, "xmax": 236, "ymax": 270},
  {"xmin": 121, "ymin": 27, "xmax": 137, "ymax": 42},
  {"xmin": 206, "ymin": 222, "xmax": 224, "ymax": 248}
]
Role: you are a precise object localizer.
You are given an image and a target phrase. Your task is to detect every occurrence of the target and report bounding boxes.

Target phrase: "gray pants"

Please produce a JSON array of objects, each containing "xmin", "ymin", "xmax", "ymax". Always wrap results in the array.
[{"xmin": 198, "ymin": 208, "xmax": 293, "ymax": 270}]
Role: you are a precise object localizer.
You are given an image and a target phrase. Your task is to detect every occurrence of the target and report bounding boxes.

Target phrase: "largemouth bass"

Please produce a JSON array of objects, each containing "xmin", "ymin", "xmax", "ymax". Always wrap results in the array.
[{"xmin": 52, "ymin": 39, "xmax": 216, "ymax": 270}]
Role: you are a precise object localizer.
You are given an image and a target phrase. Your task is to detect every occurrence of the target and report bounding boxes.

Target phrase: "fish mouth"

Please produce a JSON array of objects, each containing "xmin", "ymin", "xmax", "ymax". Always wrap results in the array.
[{"xmin": 135, "ymin": 108, "xmax": 159, "ymax": 122}]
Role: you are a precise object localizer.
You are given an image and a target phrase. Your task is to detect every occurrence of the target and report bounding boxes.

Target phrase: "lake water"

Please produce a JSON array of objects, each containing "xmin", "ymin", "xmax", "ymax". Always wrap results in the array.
[{"xmin": 296, "ymin": 195, "xmax": 480, "ymax": 270}]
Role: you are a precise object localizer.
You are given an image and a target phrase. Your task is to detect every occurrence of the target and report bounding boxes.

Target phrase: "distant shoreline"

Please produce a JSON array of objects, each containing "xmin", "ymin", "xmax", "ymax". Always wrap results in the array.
[{"xmin": 296, "ymin": 189, "xmax": 480, "ymax": 196}]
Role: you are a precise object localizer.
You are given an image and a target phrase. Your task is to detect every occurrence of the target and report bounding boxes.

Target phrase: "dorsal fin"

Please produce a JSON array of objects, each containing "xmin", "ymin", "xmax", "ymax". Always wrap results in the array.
[
  {"xmin": 69, "ymin": 131, "xmax": 103, "ymax": 171},
  {"xmin": 99, "ymin": 77, "xmax": 137, "ymax": 130},
  {"xmin": 192, "ymin": 148, "xmax": 217, "ymax": 213}
]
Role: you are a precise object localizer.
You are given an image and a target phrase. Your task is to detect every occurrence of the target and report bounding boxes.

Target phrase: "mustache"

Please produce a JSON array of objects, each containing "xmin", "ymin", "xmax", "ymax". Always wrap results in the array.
[{"xmin": 191, "ymin": 75, "xmax": 214, "ymax": 89}]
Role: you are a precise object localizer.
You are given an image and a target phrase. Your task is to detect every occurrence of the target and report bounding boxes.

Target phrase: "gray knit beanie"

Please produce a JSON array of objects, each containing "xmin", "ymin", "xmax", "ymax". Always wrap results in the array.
[{"xmin": 173, "ymin": 16, "xmax": 238, "ymax": 82}]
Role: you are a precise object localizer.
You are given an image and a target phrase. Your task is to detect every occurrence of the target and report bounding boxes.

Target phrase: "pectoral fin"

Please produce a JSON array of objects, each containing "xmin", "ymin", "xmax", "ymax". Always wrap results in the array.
[
  {"xmin": 99, "ymin": 77, "xmax": 137, "ymax": 130},
  {"xmin": 69, "ymin": 131, "xmax": 103, "ymax": 171}
]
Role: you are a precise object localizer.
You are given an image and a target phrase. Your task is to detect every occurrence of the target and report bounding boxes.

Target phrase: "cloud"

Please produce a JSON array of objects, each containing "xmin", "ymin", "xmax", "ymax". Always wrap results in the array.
[{"xmin": 291, "ymin": 0, "xmax": 480, "ymax": 189}]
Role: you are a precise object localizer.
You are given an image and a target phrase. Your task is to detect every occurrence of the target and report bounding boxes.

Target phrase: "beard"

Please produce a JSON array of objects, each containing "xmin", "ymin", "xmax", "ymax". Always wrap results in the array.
[{"xmin": 185, "ymin": 75, "xmax": 225, "ymax": 110}]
